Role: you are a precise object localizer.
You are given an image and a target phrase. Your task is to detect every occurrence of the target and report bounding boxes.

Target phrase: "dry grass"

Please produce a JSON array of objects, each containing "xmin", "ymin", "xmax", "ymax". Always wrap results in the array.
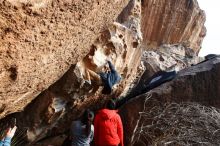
[{"xmin": 133, "ymin": 102, "xmax": 220, "ymax": 146}]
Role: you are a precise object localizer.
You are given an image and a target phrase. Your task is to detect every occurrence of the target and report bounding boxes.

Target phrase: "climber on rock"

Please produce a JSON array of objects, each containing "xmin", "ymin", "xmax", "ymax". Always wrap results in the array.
[{"xmin": 84, "ymin": 60, "xmax": 121, "ymax": 95}]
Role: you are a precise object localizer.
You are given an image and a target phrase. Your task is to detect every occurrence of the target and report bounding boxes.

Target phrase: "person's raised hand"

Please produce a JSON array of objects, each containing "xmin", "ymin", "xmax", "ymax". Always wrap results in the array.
[{"xmin": 6, "ymin": 126, "xmax": 17, "ymax": 138}]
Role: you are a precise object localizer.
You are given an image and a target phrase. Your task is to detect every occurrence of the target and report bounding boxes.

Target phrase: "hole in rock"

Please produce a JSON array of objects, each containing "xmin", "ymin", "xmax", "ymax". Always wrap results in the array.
[
  {"xmin": 9, "ymin": 65, "xmax": 18, "ymax": 81},
  {"xmin": 159, "ymin": 56, "xmax": 165, "ymax": 61},
  {"xmin": 133, "ymin": 42, "xmax": 138, "ymax": 48},
  {"xmin": 119, "ymin": 34, "xmax": 123, "ymax": 38}
]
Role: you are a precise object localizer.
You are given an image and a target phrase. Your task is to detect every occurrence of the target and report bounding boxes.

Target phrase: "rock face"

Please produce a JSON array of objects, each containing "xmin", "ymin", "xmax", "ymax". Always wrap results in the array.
[
  {"xmin": 141, "ymin": 0, "xmax": 206, "ymax": 52},
  {"xmin": 0, "ymin": 0, "xmax": 208, "ymax": 145},
  {"xmin": 0, "ymin": 0, "xmax": 143, "ymax": 144},
  {"xmin": 0, "ymin": 0, "xmax": 129, "ymax": 118},
  {"xmin": 141, "ymin": 44, "xmax": 202, "ymax": 75},
  {"xmin": 120, "ymin": 56, "xmax": 220, "ymax": 146},
  {"xmin": 126, "ymin": 44, "xmax": 203, "ymax": 95},
  {"xmin": 68, "ymin": 0, "xmax": 142, "ymax": 100}
]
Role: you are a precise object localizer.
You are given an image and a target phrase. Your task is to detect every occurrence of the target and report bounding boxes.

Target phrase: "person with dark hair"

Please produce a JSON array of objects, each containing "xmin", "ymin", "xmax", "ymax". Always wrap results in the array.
[
  {"xmin": 0, "ymin": 126, "xmax": 17, "ymax": 146},
  {"xmin": 94, "ymin": 99, "xmax": 124, "ymax": 146},
  {"xmin": 70, "ymin": 110, "xmax": 94, "ymax": 146}
]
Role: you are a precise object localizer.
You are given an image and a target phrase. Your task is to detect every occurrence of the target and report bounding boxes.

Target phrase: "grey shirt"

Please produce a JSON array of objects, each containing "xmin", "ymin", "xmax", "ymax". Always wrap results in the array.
[{"xmin": 71, "ymin": 120, "xmax": 94, "ymax": 146}]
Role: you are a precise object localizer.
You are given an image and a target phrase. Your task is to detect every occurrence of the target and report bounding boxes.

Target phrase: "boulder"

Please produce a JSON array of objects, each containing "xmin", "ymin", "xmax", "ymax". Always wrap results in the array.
[
  {"xmin": 0, "ymin": 0, "xmax": 143, "ymax": 144},
  {"xmin": 0, "ymin": 0, "xmax": 129, "ymax": 118},
  {"xmin": 120, "ymin": 56, "xmax": 220, "ymax": 145}
]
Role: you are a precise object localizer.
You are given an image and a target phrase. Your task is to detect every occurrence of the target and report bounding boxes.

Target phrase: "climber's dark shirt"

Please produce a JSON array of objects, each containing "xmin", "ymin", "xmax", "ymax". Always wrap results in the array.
[{"xmin": 99, "ymin": 61, "xmax": 121, "ymax": 95}]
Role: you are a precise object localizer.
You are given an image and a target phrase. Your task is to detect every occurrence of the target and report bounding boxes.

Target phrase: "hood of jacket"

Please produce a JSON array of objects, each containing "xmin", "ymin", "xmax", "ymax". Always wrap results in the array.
[{"xmin": 98, "ymin": 109, "xmax": 118, "ymax": 120}]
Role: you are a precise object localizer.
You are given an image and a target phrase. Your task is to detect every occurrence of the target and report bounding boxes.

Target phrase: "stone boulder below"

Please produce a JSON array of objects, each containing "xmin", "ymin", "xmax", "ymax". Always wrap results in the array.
[{"xmin": 120, "ymin": 56, "xmax": 220, "ymax": 146}]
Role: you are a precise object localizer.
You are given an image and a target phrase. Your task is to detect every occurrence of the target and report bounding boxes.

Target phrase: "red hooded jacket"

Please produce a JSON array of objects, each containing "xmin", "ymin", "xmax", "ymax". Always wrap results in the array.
[{"xmin": 94, "ymin": 109, "xmax": 124, "ymax": 146}]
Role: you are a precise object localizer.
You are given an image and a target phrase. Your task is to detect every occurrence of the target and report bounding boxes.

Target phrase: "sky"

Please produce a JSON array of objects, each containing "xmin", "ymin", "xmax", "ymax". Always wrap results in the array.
[{"xmin": 197, "ymin": 0, "xmax": 220, "ymax": 56}]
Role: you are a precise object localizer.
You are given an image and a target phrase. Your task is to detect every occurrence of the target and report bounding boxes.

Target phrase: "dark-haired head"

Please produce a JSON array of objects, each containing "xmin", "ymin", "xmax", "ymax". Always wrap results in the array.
[
  {"xmin": 106, "ymin": 99, "xmax": 116, "ymax": 110},
  {"xmin": 81, "ymin": 109, "xmax": 94, "ymax": 136}
]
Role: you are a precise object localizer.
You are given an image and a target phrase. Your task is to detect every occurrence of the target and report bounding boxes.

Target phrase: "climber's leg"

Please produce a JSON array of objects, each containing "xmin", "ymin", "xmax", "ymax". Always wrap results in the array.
[{"xmin": 85, "ymin": 68, "xmax": 102, "ymax": 85}]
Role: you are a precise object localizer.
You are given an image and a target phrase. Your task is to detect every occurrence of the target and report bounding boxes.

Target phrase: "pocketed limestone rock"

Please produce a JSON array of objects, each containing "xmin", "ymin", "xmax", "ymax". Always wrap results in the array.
[
  {"xmin": 0, "ymin": 0, "xmax": 143, "ymax": 144},
  {"xmin": 0, "ymin": 0, "xmax": 129, "ymax": 119}
]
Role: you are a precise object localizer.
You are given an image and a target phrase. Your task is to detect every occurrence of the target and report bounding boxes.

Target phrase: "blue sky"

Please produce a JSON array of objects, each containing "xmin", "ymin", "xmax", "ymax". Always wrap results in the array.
[{"xmin": 198, "ymin": 0, "xmax": 220, "ymax": 56}]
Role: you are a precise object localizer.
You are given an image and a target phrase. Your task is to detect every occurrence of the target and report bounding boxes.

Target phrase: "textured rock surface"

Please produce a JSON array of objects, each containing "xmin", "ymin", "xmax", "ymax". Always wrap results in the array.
[
  {"xmin": 0, "ymin": 0, "xmax": 129, "ymax": 118},
  {"xmin": 0, "ymin": 0, "xmax": 143, "ymax": 144},
  {"xmin": 126, "ymin": 44, "xmax": 203, "ymax": 94},
  {"xmin": 141, "ymin": 0, "xmax": 206, "ymax": 52},
  {"xmin": 68, "ymin": 0, "xmax": 142, "ymax": 99},
  {"xmin": 0, "ymin": 0, "xmax": 209, "ymax": 145},
  {"xmin": 142, "ymin": 44, "xmax": 203, "ymax": 75},
  {"xmin": 120, "ymin": 56, "xmax": 220, "ymax": 146}
]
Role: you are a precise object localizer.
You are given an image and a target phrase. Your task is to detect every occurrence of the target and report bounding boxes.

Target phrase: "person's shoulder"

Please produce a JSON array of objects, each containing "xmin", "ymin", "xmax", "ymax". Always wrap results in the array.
[
  {"xmin": 115, "ymin": 112, "xmax": 122, "ymax": 119},
  {"xmin": 111, "ymin": 111, "xmax": 120, "ymax": 117}
]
